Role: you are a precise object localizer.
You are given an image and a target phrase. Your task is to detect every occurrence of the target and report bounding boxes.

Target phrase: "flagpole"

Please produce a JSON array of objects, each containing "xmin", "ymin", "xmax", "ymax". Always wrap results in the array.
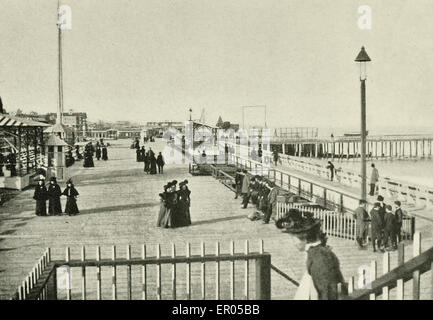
[{"xmin": 57, "ymin": 0, "xmax": 64, "ymax": 126}]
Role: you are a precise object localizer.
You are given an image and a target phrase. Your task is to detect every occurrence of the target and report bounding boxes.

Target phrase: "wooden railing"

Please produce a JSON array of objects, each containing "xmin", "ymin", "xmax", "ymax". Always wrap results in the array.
[
  {"xmin": 277, "ymin": 154, "xmax": 433, "ymax": 208},
  {"xmin": 15, "ymin": 241, "xmax": 272, "ymax": 300},
  {"xmin": 230, "ymin": 153, "xmax": 360, "ymax": 213},
  {"xmin": 345, "ymin": 232, "xmax": 433, "ymax": 300},
  {"xmin": 277, "ymin": 203, "xmax": 415, "ymax": 242}
]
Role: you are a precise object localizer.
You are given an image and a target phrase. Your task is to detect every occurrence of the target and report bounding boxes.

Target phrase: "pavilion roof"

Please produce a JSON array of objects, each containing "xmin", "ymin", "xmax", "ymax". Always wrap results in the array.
[{"xmin": 0, "ymin": 114, "xmax": 50, "ymax": 128}]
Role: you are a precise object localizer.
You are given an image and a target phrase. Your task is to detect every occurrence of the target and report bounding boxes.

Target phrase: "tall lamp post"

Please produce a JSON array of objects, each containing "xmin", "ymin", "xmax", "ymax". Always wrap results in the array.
[
  {"xmin": 189, "ymin": 108, "xmax": 192, "ymax": 121},
  {"xmin": 355, "ymin": 46, "xmax": 371, "ymax": 201}
]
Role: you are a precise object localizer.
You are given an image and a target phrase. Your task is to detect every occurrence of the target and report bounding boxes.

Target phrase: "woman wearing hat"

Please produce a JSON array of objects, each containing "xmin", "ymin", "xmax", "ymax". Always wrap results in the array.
[
  {"xmin": 33, "ymin": 176, "xmax": 47, "ymax": 216},
  {"xmin": 276, "ymin": 210, "xmax": 346, "ymax": 300},
  {"xmin": 62, "ymin": 179, "xmax": 80, "ymax": 216},
  {"xmin": 176, "ymin": 180, "xmax": 192, "ymax": 227},
  {"xmin": 156, "ymin": 184, "xmax": 170, "ymax": 227},
  {"xmin": 47, "ymin": 177, "xmax": 62, "ymax": 215}
]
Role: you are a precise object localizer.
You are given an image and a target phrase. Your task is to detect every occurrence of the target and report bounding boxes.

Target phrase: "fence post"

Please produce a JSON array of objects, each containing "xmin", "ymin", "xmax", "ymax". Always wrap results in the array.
[
  {"xmin": 412, "ymin": 232, "xmax": 421, "ymax": 300},
  {"xmin": 255, "ymin": 254, "xmax": 271, "ymax": 300}
]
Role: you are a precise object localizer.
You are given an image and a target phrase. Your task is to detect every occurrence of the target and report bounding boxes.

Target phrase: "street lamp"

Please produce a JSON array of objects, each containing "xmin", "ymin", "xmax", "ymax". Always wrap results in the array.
[
  {"xmin": 189, "ymin": 108, "xmax": 192, "ymax": 121},
  {"xmin": 355, "ymin": 46, "xmax": 371, "ymax": 201}
]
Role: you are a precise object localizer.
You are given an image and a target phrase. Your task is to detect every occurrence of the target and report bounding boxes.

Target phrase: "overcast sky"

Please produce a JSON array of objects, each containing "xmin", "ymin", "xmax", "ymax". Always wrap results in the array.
[{"xmin": 1, "ymin": 0, "xmax": 432, "ymax": 131}]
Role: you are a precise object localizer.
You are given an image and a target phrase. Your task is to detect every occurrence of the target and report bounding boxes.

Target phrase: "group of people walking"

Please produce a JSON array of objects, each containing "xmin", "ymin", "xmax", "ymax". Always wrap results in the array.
[
  {"xmin": 136, "ymin": 146, "xmax": 165, "ymax": 174},
  {"xmin": 353, "ymin": 195, "xmax": 405, "ymax": 252},
  {"xmin": 234, "ymin": 169, "xmax": 279, "ymax": 224},
  {"xmin": 83, "ymin": 141, "xmax": 109, "ymax": 168},
  {"xmin": 33, "ymin": 176, "xmax": 80, "ymax": 216},
  {"xmin": 156, "ymin": 179, "xmax": 192, "ymax": 228}
]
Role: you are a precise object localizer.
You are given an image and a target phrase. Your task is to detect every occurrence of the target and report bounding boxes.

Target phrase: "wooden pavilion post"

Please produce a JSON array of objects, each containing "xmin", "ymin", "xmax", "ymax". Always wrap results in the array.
[{"xmin": 17, "ymin": 127, "xmax": 22, "ymax": 176}]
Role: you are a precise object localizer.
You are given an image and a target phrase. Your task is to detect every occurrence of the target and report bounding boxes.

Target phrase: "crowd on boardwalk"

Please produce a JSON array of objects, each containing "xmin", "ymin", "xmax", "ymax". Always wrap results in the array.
[
  {"xmin": 33, "ymin": 176, "xmax": 80, "ymax": 216},
  {"xmin": 156, "ymin": 179, "xmax": 192, "ymax": 228},
  {"xmin": 133, "ymin": 138, "xmax": 165, "ymax": 174},
  {"xmin": 233, "ymin": 169, "xmax": 280, "ymax": 223},
  {"xmin": 353, "ymin": 195, "xmax": 405, "ymax": 252}
]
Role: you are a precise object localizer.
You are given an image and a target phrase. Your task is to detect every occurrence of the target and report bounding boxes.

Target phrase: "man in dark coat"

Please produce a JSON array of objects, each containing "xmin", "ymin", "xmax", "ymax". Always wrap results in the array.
[
  {"xmin": 156, "ymin": 152, "xmax": 165, "ymax": 174},
  {"xmin": 234, "ymin": 169, "xmax": 242, "ymax": 199},
  {"xmin": 394, "ymin": 201, "xmax": 404, "ymax": 243},
  {"xmin": 383, "ymin": 205, "xmax": 397, "ymax": 250},
  {"xmin": 370, "ymin": 202, "xmax": 384, "ymax": 252},
  {"xmin": 33, "ymin": 176, "xmax": 47, "ymax": 216},
  {"xmin": 47, "ymin": 177, "xmax": 62, "ymax": 215},
  {"xmin": 353, "ymin": 199, "xmax": 369, "ymax": 249}
]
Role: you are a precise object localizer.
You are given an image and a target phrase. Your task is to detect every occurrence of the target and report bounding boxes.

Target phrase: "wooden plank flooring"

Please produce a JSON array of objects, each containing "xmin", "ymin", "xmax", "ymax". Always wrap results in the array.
[{"xmin": 1, "ymin": 139, "xmax": 432, "ymax": 299}]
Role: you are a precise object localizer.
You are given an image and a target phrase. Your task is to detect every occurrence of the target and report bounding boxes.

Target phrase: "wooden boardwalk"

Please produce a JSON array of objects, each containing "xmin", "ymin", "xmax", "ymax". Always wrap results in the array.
[{"xmin": 1, "ymin": 139, "xmax": 432, "ymax": 299}]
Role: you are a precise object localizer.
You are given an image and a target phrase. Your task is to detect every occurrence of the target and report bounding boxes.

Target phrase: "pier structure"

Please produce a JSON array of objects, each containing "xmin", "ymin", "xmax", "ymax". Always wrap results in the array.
[
  {"xmin": 224, "ymin": 141, "xmax": 433, "ymax": 212},
  {"xmin": 1, "ymin": 138, "xmax": 432, "ymax": 300},
  {"xmin": 270, "ymin": 134, "xmax": 433, "ymax": 160}
]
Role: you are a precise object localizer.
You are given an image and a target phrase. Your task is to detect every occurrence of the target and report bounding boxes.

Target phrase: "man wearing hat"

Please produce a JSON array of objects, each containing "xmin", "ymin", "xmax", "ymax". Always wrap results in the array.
[
  {"xmin": 276, "ymin": 210, "xmax": 346, "ymax": 300},
  {"xmin": 263, "ymin": 182, "xmax": 279, "ymax": 224},
  {"xmin": 369, "ymin": 164, "xmax": 379, "ymax": 196},
  {"xmin": 370, "ymin": 202, "xmax": 384, "ymax": 252},
  {"xmin": 33, "ymin": 176, "xmax": 47, "ymax": 216},
  {"xmin": 353, "ymin": 199, "xmax": 369, "ymax": 249},
  {"xmin": 383, "ymin": 205, "xmax": 397, "ymax": 250},
  {"xmin": 47, "ymin": 177, "xmax": 62, "ymax": 215},
  {"xmin": 394, "ymin": 201, "xmax": 404, "ymax": 243},
  {"xmin": 241, "ymin": 169, "xmax": 250, "ymax": 208}
]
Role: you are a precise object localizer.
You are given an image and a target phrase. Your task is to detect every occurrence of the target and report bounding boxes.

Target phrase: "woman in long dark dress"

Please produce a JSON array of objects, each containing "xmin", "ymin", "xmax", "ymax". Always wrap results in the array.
[
  {"xmin": 139, "ymin": 147, "xmax": 146, "ymax": 162},
  {"xmin": 47, "ymin": 176, "xmax": 62, "ymax": 215},
  {"xmin": 33, "ymin": 177, "xmax": 47, "ymax": 216},
  {"xmin": 176, "ymin": 181, "xmax": 192, "ymax": 227},
  {"xmin": 102, "ymin": 145, "xmax": 108, "ymax": 161},
  {"xmin": 63, "ymin": 179, "xmax": 79, "ymax": 216},
  {"xmin": 149, "ymin": 154, "xmax": 157, "ymax": 174},
  {"xmin": 136, "ymin": 148, "xmax": 141, "ymax": 162},
  {"xmin": 156, "ymin": 184, "xmax": 169, "ymax": 227},
  {"xmin": 143, "ymin": 152, "xmax": 150, "ymax": 173},
  {"xmin": 95, "ymin": 146, "xmax": 101, "ymax": 160}
]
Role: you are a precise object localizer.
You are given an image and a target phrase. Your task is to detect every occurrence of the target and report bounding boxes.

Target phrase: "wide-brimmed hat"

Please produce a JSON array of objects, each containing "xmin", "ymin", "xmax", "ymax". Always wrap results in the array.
[
  {"xmin": 166, "ymin": 182, "xmax": 173, "ymax": 188},
  {"xmin": 377, "ymin": 195, "xmax": 384, "ymax": 201},
  {"xmin": 66, "ymin": 178, "xmax": 73, "ymax": 185},
  {"xmin": 171, "ymin": 180, "xmax": 178, "ymax": 185},
  {"xmin": 50, "ymin": 176, "xmax": 57, "ymax": 182},
  {"xmin": 275, "ymin": 209, "xmax": 321, "ymax": 234}
]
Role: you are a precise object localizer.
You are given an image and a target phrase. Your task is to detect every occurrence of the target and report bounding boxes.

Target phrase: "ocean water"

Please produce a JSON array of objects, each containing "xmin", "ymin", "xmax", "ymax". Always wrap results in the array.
[{"xmin": 296, "ymin": 125, "xmax": 433, "ymax": 187}]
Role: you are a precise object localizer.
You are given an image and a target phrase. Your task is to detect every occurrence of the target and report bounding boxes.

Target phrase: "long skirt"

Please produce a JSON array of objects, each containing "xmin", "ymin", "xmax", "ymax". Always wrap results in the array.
[
  {"xmin": 65, "ymin": 197, "xmax": 79, "ymax": 215},
  {"xmin": 172, "ymin": 206, "xmax": 191, "ymax": 227},
  {"xmin": 35, "ymin": 200, "xmax": 47, "ymax": 216},
  {"xmin": 144, "ymin": 161, "xmax": 150, "ymax": 172},
  {"xmin": 156, "ymin": 201, "xmax": 166, "ymax": 227},
  {"xmin": 102, "ymin": 150, "xmax": 108, "ymax": 160},
  {"xmin": 150, "ymin": 162, "xmax": 157, "ymax": 174},
  {"xmin": 48, "ymin": 197, "xmax": 62, "ymax": 215},
  {"xmin": 160, "ymin": 207, "xmax": 174, "ymax": 228}
]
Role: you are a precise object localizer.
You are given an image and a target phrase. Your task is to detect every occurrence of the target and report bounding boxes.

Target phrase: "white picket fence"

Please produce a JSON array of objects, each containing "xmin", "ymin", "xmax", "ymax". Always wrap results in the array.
[{"xmin": 276, "ymin": 202, "xmax": 357, "ymax": 240}]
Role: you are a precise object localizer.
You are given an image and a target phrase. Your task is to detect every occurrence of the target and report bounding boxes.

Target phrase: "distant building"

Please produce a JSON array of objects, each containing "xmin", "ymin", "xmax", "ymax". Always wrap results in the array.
[
  {"xmin": 145, "ymin": 121, "xmax": 184, "ymax": 137},
  {"xmin": 47, "ymin": 111, "xmax": 88, "ymax": 141}
]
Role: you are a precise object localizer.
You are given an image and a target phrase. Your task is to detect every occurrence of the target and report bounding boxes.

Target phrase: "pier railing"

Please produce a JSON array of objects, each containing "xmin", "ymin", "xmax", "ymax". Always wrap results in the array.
[
  {"xmin": 230, "ymin": 153, "xmax": 360, "ymax": 213},
  {"xmin": 277, "ymin": 154, "xmax": 433, "ymax": 209},
  {"xmin": 345, "ymin": 232, "xmax": 433, "ymax": 300},
  {"xmin": 14, "ymin": 241, "xmax": 273, "ymax": 300},
  {"xmin": 276, "ymin": 203, "xmax": 415, "ymax": 242}
]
